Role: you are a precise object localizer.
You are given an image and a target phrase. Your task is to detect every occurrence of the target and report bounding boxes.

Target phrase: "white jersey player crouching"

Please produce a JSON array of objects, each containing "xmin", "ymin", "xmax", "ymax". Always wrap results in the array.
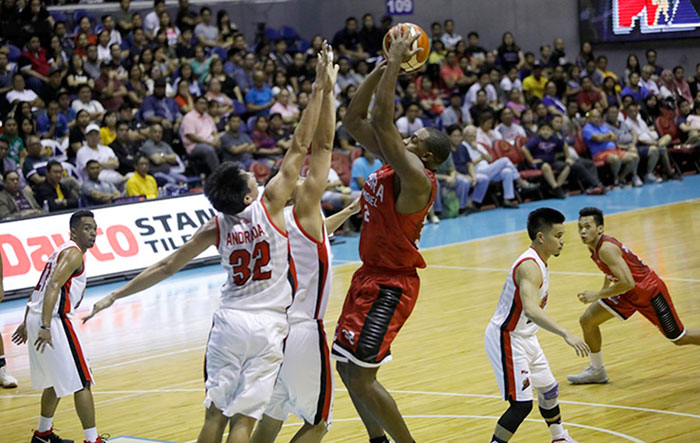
[
  {"xmin": 484, "ymin": 208, "xmax": 589, "ymax": 443},
  {"xmin": 84, "ymin": 45, "xmax": 338, "ymax": 443}
]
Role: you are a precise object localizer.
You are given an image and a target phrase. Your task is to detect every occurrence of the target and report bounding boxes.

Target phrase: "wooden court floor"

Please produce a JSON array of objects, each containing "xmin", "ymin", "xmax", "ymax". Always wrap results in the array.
[{"xmin": 2, "ymin": 201, "xmax": 700, "ymax": 442}]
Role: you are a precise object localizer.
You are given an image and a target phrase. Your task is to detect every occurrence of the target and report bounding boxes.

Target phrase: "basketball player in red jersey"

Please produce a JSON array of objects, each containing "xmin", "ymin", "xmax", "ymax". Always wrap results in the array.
[
  {"xmin": 84, "ymin": 46, "xmax": 337, "ymax": 443},
  {"xmin": 568, "ymin": 207, "xmax": 700, "ymax": 384},
  {"xmin": 12, "ymin": 210, "xmax": 103, "ymax": 443},
  {"xmin": 1, "ymin": 257, "xmax": 19, "ymax": 388},
  {"xmin": 331, "ymin": 28, "xmax": 451, "ymax": 443}
]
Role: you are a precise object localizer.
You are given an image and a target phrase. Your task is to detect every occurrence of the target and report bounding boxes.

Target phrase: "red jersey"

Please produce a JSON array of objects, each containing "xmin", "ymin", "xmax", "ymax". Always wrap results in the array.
[
  {"xmin": 590, "ymin": 234, "xmax": 660, "ymax": 296},
  {"xmin": 358, "ymin": 164, "xmax": 437, "ymax": 271}
]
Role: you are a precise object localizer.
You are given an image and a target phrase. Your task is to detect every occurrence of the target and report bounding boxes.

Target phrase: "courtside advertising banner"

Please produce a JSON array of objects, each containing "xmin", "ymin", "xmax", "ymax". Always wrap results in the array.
[{"xmin": 1, "ymin": 194, "xmax": 218, "ymax": 294}]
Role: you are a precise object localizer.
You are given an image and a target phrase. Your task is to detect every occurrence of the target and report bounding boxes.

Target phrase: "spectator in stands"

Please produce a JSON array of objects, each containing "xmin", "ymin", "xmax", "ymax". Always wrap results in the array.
[
  {"xmin": 441, "ymin": 92, "xmax": 469, "ymax": 128},
  {"xmin": 21, "ymin": 135, "xmax": 46, "ymax": 186},
  {"xmin": 66, "ymin": 53, "xmax": 93, "ymax": 94},
  {"xmin": 140, "ymin": 78, "xmax": 182, "ymax": 143},
  {"xmin": 601, "ymin": 76, "xmax": 621, "ymax": 109},
  {"xmin": 144, "ymin": 0, "xmax": 167, "ymax": 39},
  {"xmin": 522, "ymin": 122, "xmax": 569, "ymax": 198},
  {"xmin": 604, "ymin": 103, "xmax": 637, "ymax": 154},
  {"xmin": 497, "ymin": 32, "xmax": 523, "ymax": 71},
  {"xmin": 77, "ymin": 123, "xmax": 126, "ymax": 187},
  {"xmin": 624, "ymin": 54, "xmax": 641, "ymax": 85},
  {"xmin": 0, "ymin": 118, "xmax": 24, "ymax": 164},
  {"xmin": 36, "ymin": 100, "xmax": 68, "ymax": 140},
  {"xmin": 81, "ymin": 160, "xmax": 122, "ymax": 206},
  {"xmin": 542, "ymin": 80, "xmax": 566, "ymax": 117},
  {"xmin": 359, "ymin": 13, "xmax": 383, "ymax": 57},
  {"xmin": 7, "ymin": 73, "xmax": 44, "ymax": 110},
  {"xmin": 645, "ymin": 49, "xmax": 664, "ymax": 77},
  {"xmin": 465, "ymin": 31, "xmax": 487, "ymax": 65},
  {"xmin": 396, "ymin": 103, "xmax": 424, "ymax": 137},
  {"xmin": 245, "ymin": 70, "xmax": 274, "ymax": 116},
  {"xmin": 175, "ymin": 79, "xmax": 195, "ymax": 113},
  {"xmin": 269, "ymin": 89, "xmax": 299, "ymax": 125},
  {"xmin": 140, "ymin": 123, "xmax": 187, "ymax": 184},
  {"xmin": 174, "ymin": 63, "xmax": 202, "ymax": 97},
  {"xmin": 126, "ymin": 153, "xmax": 157, "ymax": 199},
  {"xmin": 350, "ymin": 147, "xmax": 382, "ymax": 192},
  {"xmin": 336, "ymin": 56, "xmax": 361, "ymax": 91},
  {"xmin": 496, "ymin": 107, "xmax": 526, "ymax": 143},
  {"xmin": 111, "ymin": 121, "xmax": 138, "ymax": 175},
  {"xmin": 624, "ymin": 101, "xmax": 680, "ymax": 181},
  {"xmin": 671, "ymin": 65, "xmax": 693, "ymax": 102},
  {"xmin": 0, "ymin": 170, "xmax": 41, "ymax": 219},
  {"xmin": 95, "ymin": 62, "xmax": 127, "ymax": 113},
  {"xmin": 417, "ymin": 75, "xmax": 446, "ymax": 116},
  {"xmin": 441, "ymin": 19, "xmax": 463, "ymax": 49},
  {"xmin": 441, "ymin": 50, "xmax": 469, "ymax": 91},
  {"xmin": 505, "ymin": 88, "xmax": 526, "ymax": 123},
  {"xmin": 176, "ymin": 0, "xmax": 199, "ymax": 31},
  {"xmin": 68, "ymin": 110, "xmax": 90, "ymax": 158},
  {"xmin": 333, "ymin": 16, "xmax": 367, "ymax": 61},
  {"xmin": 204, "ymin": 78, "xmax": 234, "ymax": 117},
  {"xmin": 84, "ymin": 45, "xmax": 101, "ymax": 79},
  {"xmin": 97, "ymin": 30, "xmax": 112, "ymax": 63},
  {"xmin": 640, "ymin": 65, "xmax": 660, "ymax": 96},
  {"xmin": 250, "ymin": 115, "xmax": 283, "ymax": 160},
  {"xmin": 115, "ymin": 0, "xmax": 133, "ymax": 33},
  {"xmin": 180, "ymin": 95, "xmax": 220, "ymax": 174},
  {"xmin": 688, "ymin": 63, "xmax": 700, "ymax": 98},
  {"xmin": 38, "ymin": 66, "xmax": 64, "ymax": 106},
  {"xmin": 552, "ymin": 37, "xmax": 567, "ymax": 65},
  {"xmin": 194, "ymin": 7, "xmax": 219, "ymax": 48},
  {"xmin": 125, "ymin": 65, "xmax": 148, "ymax": 107},
  {"xmin": 581, "ymin": 58, "xmax": 603, "ymax": 87},
  {"xmin": 188, "ymin": 44, "xmax": 214, "ymax": 82},
  {"xmin": 19, "ymin": 35, "xmax": 50, "ymax": 93},
  {"xmin": 156, "ymin": 11, "xmax": 180, "ymax": 47},
  {"xmin": 577, "ymin": 76, "xmax": 606, "ymax": 114},
  {"xmin": 234, "ymin": 51, "xmax": 256, "ymax": 93},
  {"xmin": 0, "ymin": 139, "xmax": 19, "ymax": 185},
  {"xmin": 126, "ymin": 27, "xmax": 148, "ymax": 61},
  {"xmin": 596, "ymin": 55, "xmax": 619, "ymax": 84},
  {"xmin": 220, "ymin": 115, "xmax": 255, "ymax": 167},
  {"xmin": 72, "ymin": 84, "xmax": 105, "ymax": 121},
  {"xmin": 35, "ymin": 160, "xmax": 79, "ymax": 212},
  {"xmin": 500, "ymin": 66, "xmax": 522, "ymax": 103},
  {"xmin": 583, "ymin": 108, "xmax": 640, "ymax": 187},
  {"xmin": 539, "ymin": 44, "xmax": 556, "ymax": 71},
  {"xmin": 621, "ymin": 72, "xmax": 649, "ymax": 104},
  {"xmin": 550, "ymin": 114, "xmax": 604, "ymax": 194},
  {"xmin": 321, "ymin": 166, "xmax": 358, "ymax": 212},
  {"xmin": 522, "ymin": 61, "xmax": 547, "ymax": 100},
  {"xmin": 269, "ymin": 113, "xmax": 292, "ymax": 150},
  {"xmin": 457, "ymin": 125, "xmax": 523, "ymax": 208},
  {"xmin": 465, "ymin": 69, "xmax": 497, "ymax": 111},
  {"xmin": 470, "ymin": 91, "xmax": 496, "ymax": 130}
]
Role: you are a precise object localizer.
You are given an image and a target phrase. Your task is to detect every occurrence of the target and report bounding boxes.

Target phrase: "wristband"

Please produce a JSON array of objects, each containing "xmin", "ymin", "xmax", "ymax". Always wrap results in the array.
[{"xmin": 40, "ymin": 325, "xmax": 50, "ymax": 330}]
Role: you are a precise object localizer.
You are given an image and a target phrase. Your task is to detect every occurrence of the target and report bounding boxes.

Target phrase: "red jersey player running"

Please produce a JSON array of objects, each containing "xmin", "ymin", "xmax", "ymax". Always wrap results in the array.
[
  {"xmin": 331, "ymin": 28, "xmax": 451, "ymax": 443},
  {"xmin": 568, "ymin": 207, "xmax": 700, "ymax": 385}
]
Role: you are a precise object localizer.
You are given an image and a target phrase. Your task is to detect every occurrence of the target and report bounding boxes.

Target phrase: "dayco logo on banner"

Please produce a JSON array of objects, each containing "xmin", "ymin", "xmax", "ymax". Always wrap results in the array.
[{"xmin": 0, "ymin": 194, "xmax": 218, "ymax": 294}]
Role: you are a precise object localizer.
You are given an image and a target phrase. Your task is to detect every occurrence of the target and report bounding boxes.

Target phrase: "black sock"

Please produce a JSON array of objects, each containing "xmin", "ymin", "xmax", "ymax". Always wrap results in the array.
[
  {"xmin": 0, "ymin": 356, "xmax": 6, "ymax": 367},
  {"xmin": 369, "ymin": 436, "xmax": 389, "ymax": 443},
  {"xmin": 539, "ymin": 405, "xmax": 562, "ymax": 426}
]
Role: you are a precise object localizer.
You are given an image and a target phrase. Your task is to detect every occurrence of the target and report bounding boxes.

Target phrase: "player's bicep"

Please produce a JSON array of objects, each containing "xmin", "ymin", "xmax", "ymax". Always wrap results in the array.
[
  {"xmin": 48, "ymin": 249, "xmax": 83, "ymax": 289},
  {"xmin": 514, "ymin": 260, "xmax": 543, "ymax": 315},
  {"xmin": 599, "ymin": 243, "xmax": 634, "ymax": 287}
]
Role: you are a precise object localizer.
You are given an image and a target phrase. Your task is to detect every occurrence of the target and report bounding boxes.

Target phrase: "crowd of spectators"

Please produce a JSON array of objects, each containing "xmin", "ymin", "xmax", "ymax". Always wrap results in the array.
[{"xmin": 0, "ymin": 2, "xmax": 698, "ymax": 224}]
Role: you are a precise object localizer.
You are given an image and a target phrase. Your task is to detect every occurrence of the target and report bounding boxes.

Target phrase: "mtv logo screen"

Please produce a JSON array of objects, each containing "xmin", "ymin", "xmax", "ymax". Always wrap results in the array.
[{"xmin": 579, "ymin": 0, "xmax": 700, "ymax": 42}]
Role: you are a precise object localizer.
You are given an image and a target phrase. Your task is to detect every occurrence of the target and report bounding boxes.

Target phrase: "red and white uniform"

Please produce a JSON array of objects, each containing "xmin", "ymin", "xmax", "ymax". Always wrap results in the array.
[
  {"xmin": 484, "ymin": 247, "xmax": 557, "ymax": 401},
  {"xmin": 591, "ymin": 235, "xmax": 685, "ymax": 341},
  {"xmin": 27, "ymin": 240, "xmax": 93, "ymax": 398},
  {"xmin": 332, "ymin": 164, "xmax": 437, "ymax": 368},
  {"xmin": 204, "ymin": 198, "xmax": 294, "ymax": 420},
  {"xmin": 265, "ymin": 206, "xmax": 333, "ymax": 426}
]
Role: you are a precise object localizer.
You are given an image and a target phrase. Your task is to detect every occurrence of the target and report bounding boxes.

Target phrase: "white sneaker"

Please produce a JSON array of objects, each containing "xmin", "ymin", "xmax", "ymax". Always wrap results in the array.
[
  {"xmin": 632, "ymin": 175, "xmax": 643, "ymax": 187},
  {"xmin": 567, "ymin": 364, "xmax": 609, "ymax": 384},
  {"xmin": 644, "ymin": 173, "xmax": 662, "ymax": 184},
  {"xmin": 0, "ymin": 366, "xmax": 18, "ymax": 388},
  {"xmin": 552, "ymin": 429, "xmax": 578, "ymax": 442}
]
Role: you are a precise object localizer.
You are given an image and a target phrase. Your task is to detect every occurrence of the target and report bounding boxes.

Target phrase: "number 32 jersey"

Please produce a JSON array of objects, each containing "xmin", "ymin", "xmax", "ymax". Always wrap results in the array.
[{"xmin": 215, "ymin": 199, "xmax": 295, "ymax": 314}]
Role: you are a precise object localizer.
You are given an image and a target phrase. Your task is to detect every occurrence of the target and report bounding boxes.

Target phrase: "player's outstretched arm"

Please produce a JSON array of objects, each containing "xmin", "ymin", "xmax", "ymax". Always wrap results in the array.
[
  {"xmin": 578, "ymin": 242, "xmax": 635, "ymax": 303},
  {"xmin": 324, "ymin": 197, "xmax": 361, "ymax": 233},
  {"xmin": 295, "ymin": 57, "xmax": 338, "ymax": 241},
  {"xmin": 372, "ymin": 28, "xmax": 432, "ymax": 202},
  {"xmin": 83, "ymin": 218, "xmax": 217, "ymax": 322},
  {"xmin": 35, "ymin": 248, "xmax": 84, "ymax": 352},
  {"xmin": 343, "ymin": 61, "xmax": 386, "ymax": 158},
  {"xmin": 263, "ymin": 43, "xmax": 330, "ymax": 219},
  {"xmin": 516, "ymin": 261, "xmax": 590, "ymax": 357}
]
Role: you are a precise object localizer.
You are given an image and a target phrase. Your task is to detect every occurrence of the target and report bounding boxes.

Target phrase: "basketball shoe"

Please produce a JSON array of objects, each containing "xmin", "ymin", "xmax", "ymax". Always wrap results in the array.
[
  {"xmin": 552, "ymin": 430, "xmax": 578, "ymax": 442},
  {"xmin": 31, "ymin": 428, "xmax": 74, "ymax": 443},
  {"xmin": 567, "ymin": 364, "xmax": 609, "ymax": 384},
  {"xmin": 0, "ymin": 365, "xmax": 18, "ymax": 388}
]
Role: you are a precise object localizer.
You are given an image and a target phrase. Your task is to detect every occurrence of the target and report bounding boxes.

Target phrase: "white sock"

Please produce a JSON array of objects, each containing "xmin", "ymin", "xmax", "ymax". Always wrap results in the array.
[
  {"xmin": 590, "ymin": 351, "xmax": 604, "ymax": 369},
  {"xmin": 549, "ymin": 423, "xmax": 565, "ymax": 438},
  {"xmin": 37, "ymin": 415, "xmax": 53, "ymax": 433},
  {"xmin": 84, "ymin": 427, "xmax": 98, "ymax": 442}
]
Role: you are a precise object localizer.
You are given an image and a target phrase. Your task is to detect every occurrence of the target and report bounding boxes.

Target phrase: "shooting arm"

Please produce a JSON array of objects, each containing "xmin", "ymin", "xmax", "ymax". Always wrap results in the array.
[{"xmin": 343, "ymin": 62, "xmax": 386, "ymax": 158}]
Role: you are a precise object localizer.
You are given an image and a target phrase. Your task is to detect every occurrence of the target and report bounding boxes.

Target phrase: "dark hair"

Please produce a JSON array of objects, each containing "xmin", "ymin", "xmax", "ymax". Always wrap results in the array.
[
  {"xmin": 468, "ymin": 31, "xmax": 479, "ymax": 39},
  {"xmin": 478, "ymin": 111, "xmax": 494, "ymax": 125},
  {"xmin": 70, "ymin": 210, "xmax": 95, "ymax": 229},
  {"xmin": 85, "ymin": 159, "xmax": 100, "ymax": 168},
  {"xmin": 200, "ymin": 6, "xmax": 210, "ymax": 14},
  {"xmin": 646, "ymin": 48, "xmax": 656, "ymax": 57},
  {"xmin": 204, "ymin": 162, "xmax": 252, "ymax": 215},
  {"xmin": 154, "ymin": 0, "xmax": 165, "ymax": 5},
  {"xmin": 424, "ymin": 127, "xmax": 451, "ymax": 166},
  {"xmin": 579, "ymin": 207, "xmax": 604, "ymax": 226},
  {"xmin": 3, "ymin": 169, "xmax": 18, "ymax": 181},
  {"xmin": 135, "ymin": 153, "xmax": 149, "ymax": 164},
  {"xmin": 346, "ymin": 16, "xmax": 357, "ymax": 24},
  {"xmin": 673, "ymin": 65, "xmax": 684, "ymax": 74},
  {"xmin": 46, "ymin": 160, "xmax": 63, "ymax": 172},
  {"xmin": 117, "ymin": 120, "xmax": 130, "ymax": 129},
  {"xmin": 445, "ymin": 124, "xmax": 461, "ymax": 135},
  {"xmin": 527, "ymin": 207, "xmax": 565, "ymax": 240}
]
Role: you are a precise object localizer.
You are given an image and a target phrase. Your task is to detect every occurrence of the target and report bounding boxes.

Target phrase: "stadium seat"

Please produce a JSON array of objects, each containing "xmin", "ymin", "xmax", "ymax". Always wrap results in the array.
[
  {"xmin": 655, "ymin": 116, "xmax": 681, "ymax": 145},
  {"xmin": 247, "ymin": 116, "xmax": 259, "ymax": 132},
  {"xmin": 73, "ymin": 9, "xmax": 92, "ymax": 25},
  {"xmin": 7, "ymin": 45, "xmax": 20, "ymax": 62},
  {"xmin": 279, "ymin": 26, "xmax": 300, "ymax": 43},
  {"xmin": 211, "ymin": 46, "xmax": 228, "ymax": 60},
  {"xmin": 233, "ymin": 100, "xmax": 247, "ymax": 118},
  {"xmin": 250, "ymin": 161, "xmax": 271, "ymax": 184},
  {"xmin": 656, "ymin": 116, "xmax": 700, "ymax": 172},
  {"xmin": 297, "ymin": 39, "xmax": 311, "ymax": 53},
  {"xmin": 50, "ymin": 11, "xmax": 68, "ymax": 24},
  {"xmin": 493, "ymin": 140, "xmax": 520, "ymax": 164},
  {"xmin": 264, "ymin": 27, "xmax": 280, "ymax": 42}
]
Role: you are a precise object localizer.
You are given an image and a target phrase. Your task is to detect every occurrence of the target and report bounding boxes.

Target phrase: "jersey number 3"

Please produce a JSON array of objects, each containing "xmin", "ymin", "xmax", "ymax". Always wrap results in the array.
[{"xmin": 229, "ymin": 241, "xmax": 272, "ymax": 286}]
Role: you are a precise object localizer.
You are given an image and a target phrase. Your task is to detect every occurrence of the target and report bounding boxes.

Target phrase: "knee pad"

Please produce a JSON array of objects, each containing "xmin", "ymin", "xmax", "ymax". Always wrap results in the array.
[{"xmin": 537, "ymin": 383, "xmax": 559, "ymax": 410}]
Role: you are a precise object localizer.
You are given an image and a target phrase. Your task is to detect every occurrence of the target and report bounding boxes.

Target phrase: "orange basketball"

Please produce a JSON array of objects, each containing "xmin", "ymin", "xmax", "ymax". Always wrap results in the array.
[{"xmin": 382, "ymin": 23, "xmax": 430, "ymax": 73}]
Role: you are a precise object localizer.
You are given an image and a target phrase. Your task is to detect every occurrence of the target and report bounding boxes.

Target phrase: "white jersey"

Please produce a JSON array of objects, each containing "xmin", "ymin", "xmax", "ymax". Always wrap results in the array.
[
  {"xmin": 489, "ymin": 247, "xmax": 549, "ymax": 336},
  {"xmin": 284, "ymin": 206, "xmax": 332, "ymax": 323},
  {"xmin": 216, "ymin": 199, "xmax": 293, "ymax": 313},
  {"xmin": 28, "ymin": 240, "xmax": 87, "ymax": 317}
]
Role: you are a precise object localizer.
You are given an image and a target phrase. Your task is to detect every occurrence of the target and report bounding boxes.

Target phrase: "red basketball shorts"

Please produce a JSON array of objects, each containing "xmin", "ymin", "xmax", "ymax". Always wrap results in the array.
[{"xmin": 331, "ymin": 265, "xmax": 420, "ymax": 368}]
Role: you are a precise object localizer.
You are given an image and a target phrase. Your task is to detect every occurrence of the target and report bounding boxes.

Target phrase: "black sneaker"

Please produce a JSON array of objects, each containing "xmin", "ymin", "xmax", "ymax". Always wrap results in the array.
[
  {"xmin": 553, "ymin": 187, "xmax": 567, "ymax": 199},
  {"xmin": 32, "ymin": 430, "xmax": 74, "ymax": 443}
]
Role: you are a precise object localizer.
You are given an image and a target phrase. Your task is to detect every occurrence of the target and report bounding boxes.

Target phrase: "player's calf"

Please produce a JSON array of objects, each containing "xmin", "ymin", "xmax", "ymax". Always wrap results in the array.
[
  {"xmin": 491, "ymin": 398, "xmax": 532, "ymax": 442},
  {"xmin": 290, "ymin": 420, "xmax": 329, "ymax": 443}
]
